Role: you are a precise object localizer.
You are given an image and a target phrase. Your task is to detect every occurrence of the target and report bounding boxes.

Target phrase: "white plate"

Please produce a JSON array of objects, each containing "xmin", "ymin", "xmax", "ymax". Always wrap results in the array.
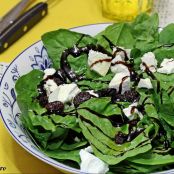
[{"xmin": 0, "ymin": 23, "xmax": 174, "ymax": 174}]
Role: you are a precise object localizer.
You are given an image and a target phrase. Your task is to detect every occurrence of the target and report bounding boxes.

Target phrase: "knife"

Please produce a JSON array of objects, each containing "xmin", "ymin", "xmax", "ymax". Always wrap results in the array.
[
  {"xmin": 0, "ymin": 0, "xmax": 35, "ymax": 34},
  {"xmin": 0, "ymin": 2, "xmax": 48, "ymax": 53}
]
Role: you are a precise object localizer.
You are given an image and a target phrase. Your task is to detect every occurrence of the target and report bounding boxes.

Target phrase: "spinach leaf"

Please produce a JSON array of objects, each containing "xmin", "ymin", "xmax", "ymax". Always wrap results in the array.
[
  {"xmin": 131, "ymin": 13, "xmax": 159, "ymax": 43},
  {"xmin": 28, "ymin": 111, "xmax": 56, "ymax": 132},
  {"xmin": 95, "ymin": 22, "xmax": 135, "ymax": 49},
  {"xmin": 61, "ymin": 141, "xmax": 88, "ymax": 151},
  {"xmin": 44, "ymin": 149, "xmax": 81, "ymax": 163},
  {"xmin": 132, "ymin": 13, "xmax": 159, "ymax": 53},
  {"xmin": 128, "ymin": 152, "xmax": 174, "ymax": 165},
  {"xmin": 78, "ymin": 97, "xmax": 129, "ymax": 116},
  {"xmin": 16, "ymin": 69, "xmax": 46, "ymax": 114},
  {"xmin": 42, "ymin": 29, "xmax": 97, "ymax": 70},
  {"xmin": 51, "ymin": 115, "xmax": 77, "ymax": 129},
  {"xmin": 78, "ymin": 108, "xmax": 117, "ymax": 138},
  {"xmin": 154, "ymin": 47, "xmax": 174, "ymax": 64},
  {"xmin": 159, "ymin": 24, "xmax": 174, "ymax": 45},
  {"xmin": 92, "ymin": 141, "xmax": 151, "ymax": 165}
]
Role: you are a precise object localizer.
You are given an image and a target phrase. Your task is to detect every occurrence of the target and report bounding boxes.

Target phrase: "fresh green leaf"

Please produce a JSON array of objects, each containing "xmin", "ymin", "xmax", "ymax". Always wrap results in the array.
[{"xmin": 159, "ymin": 24, "xmax": 174, "ymax": 44}]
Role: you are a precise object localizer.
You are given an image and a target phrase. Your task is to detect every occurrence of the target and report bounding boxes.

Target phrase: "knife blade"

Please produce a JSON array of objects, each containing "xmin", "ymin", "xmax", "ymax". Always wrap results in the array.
[
  {"xmin": 0, "ymin": 0, "xmax": 35, "ymax": 34},
  {"xmin": 0, "ymin": 2, "xmax": 48, "ymax": 53}
]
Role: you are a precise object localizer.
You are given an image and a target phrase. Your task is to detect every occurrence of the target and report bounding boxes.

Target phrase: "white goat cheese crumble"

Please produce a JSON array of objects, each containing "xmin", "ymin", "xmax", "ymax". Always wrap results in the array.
[
  {"xmin": 111, "ymin": 57, "xmax": 130, "ymax": 75},
  {"xmin": 138, "ymin": 78, "xmax": 153, "ymax": 89},
  {"xmin": 112, "ymin": 47, "xmax": 131, "ymax": 59},
  {"xmin": 157, "ymin": 58, "xmax": 174, "ymax": 74},
  {"xmin": 109, "ymin": 72, "xmax": 131, "ymax": 94},
  {"xmin": 44, "ymin": 79, "xmax": 58, "ymax": 96},
  {"xmin": 43, "ymin": 68, "xmax": 56, "ymax": 79},
  {"xmin": 140, "ymin": 52, "xmax": 157, "ymax": 72},
  {"xmin": 88, "ymin": 50, "xmax": 111, "ymax": 76},
  {"xmin": 123, "ymin": 103, "xmax": 143, "ymax": 120},
  {"xmin": 80, "ymin": 146, "xmax": 109, "ymax": 174},
  {"xmin": 87, "ymin": 90, "xmax": 99, "ymax": 97},
  {"xmin": 48, "ymin": 84, "xmax": 81, "ymax": 103}
]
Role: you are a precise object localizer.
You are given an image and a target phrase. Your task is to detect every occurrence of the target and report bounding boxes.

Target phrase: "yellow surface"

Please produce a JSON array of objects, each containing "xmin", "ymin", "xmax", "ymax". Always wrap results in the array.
[{"xmin": 0, "ymin": 0, "xmax": 112, "ymax": 173}]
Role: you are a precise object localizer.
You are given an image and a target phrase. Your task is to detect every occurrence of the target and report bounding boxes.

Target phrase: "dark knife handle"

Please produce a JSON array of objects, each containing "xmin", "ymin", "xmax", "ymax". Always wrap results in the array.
[{"xmin": 0, "ymin": 2, "xmax": 48, "ymax": 53}]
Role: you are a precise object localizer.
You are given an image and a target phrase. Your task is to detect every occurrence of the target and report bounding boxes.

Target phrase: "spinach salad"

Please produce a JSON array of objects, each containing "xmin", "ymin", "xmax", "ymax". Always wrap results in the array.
[{"xmin": 16, "ymin": 13, "xmax": 174, "ymax": 173}]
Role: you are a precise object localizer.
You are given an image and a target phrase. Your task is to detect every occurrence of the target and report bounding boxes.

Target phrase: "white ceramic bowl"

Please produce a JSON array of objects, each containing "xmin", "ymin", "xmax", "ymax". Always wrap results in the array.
[{"xmin": 0, "ymin": 23, "xmax": 174, "ymax": 174}]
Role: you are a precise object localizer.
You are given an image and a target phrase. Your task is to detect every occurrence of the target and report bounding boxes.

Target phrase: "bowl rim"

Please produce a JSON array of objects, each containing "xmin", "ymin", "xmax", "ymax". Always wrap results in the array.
[{"xmin": 0, "ymin": 22, "xmax": 111, "ymax": 174}]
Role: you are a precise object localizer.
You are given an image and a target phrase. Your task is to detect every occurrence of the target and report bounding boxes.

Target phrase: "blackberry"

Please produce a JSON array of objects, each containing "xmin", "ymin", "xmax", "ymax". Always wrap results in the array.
[
  {"xmin": 115, "ymin": 132, "xmax": 128, "ymax": 144},
  {"xmin": 124, "ymin": 90, "xmax": 140, "ymax": 102},
  {"xmin": 97, "ymin": 88, "xmax": 117, "ymax": 97},
  {"xmin": 112, "ymin": 90, "xmax": 140, "ymax": 103},
  {"xmin": 37, "ymin": 82, "xmax": 46, "ymax": 96},
  {"xmin": 38, "ymin": 95, "xmax": 48, "ymax": 107},
  {"xmin": 45, "ymin": 101, "xmax": 64, "ymax": 114},
  {"xmin": 73, "ymin": 92, "xmax": 92, "ymax": 107}
]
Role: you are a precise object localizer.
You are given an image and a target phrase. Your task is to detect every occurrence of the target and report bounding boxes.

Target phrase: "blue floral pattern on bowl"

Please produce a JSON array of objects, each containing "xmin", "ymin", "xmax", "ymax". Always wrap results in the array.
[{"xmin": 0, "ymin": 40, "xmax": 80, "ymax": 174}]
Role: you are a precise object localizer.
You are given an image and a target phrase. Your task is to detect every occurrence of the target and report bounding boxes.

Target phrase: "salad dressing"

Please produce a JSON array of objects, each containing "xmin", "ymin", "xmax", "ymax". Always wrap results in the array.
[
  {"xmin": 37, "ymin": 34, "xmax": 171, "ymax": 149},
  {"xmin": 60, "ymin": 43, "xmax": 112, "ymax": 82},
  {"xmin": 90, "ymin": 58, "xmax": 111, "ymax": 68},
  {"xmin": 118, "ymin": 76, "xmax": 129, "ymax": 94}
]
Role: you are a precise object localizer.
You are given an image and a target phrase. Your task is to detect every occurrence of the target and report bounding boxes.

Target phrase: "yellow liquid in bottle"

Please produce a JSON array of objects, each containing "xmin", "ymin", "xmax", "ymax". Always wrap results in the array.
[{"xmin": 102, "ymin": 0, "xmax": 153, "ymax": 21}]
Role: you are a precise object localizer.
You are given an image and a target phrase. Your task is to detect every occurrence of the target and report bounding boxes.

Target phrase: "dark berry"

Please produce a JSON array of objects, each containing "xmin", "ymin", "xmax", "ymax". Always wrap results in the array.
[
  {"xmin": 115, "ymin": 132, "xmax": 127, "ymax": 144},
  {"xmin": 124, "ymin": 90, "xmax": 140, "ymax": 102},
  {"xmin": 73, "ymin": 92, "xmax": 92, "ymax": 107},
  {"xmin": 112, "ymin": 90, "xmax": 140, "ymax": 103},
  {"xmin": 37, "ymin": 82, "xmax": 46, "ymax": 96},
  {"xmin": 38, "ymin": 95, "xmax": 48, "ymax": 107},
  {"xmin": 97, "ymin": 88, "xmax": 117, "ymax": 97},
  {"xmin": 45, "ymin": 101, "xmax": 64, "ymax": 114}
]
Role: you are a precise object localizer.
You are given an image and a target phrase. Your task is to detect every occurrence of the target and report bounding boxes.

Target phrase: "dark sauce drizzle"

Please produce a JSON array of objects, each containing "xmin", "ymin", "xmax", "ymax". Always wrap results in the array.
[
  {"xmin": 102, "ymin": 36, "xmax": 141, "ymax": 86},
  {"xmin": 37, "ymin": 34, "xmax": 174, "ymax": 148},
  {"xmin": 60, "ymin": 34, "xmax": 112, "ymax": 82},
  {"xmin": 80, "ymin": 107, "xmax": 128, "ymax": 127},
  {"xmin": 102, "ymin": 35, "xmax": 129, "ymax": 61}
]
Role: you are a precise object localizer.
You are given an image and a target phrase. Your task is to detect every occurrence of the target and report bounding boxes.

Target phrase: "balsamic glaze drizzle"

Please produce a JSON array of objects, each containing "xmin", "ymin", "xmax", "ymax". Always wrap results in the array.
[
  {"xmin": 60, "ymin": 36, "xmax": 112, "ymax": 82},
  {"xmin": 37, "ymin": 34, "xmax": 174, "ymax": 147},
  {"xmin": 90, "ymin": 58, "xmax": 111, "ymax": 68},
  {"xmin": 79, "ymin": 107, "xmax": 128, "ymax": 127},
  {"xmin": 118, "ymin": 76, "xmax": 129, "ymax": 94},
  {"xmin": 102, "ymin": 35, "xmax": 129, "ymax": 61},
  {"xmin": 142, "ymin": 62, "xmax": 161, "ymax": 93}
]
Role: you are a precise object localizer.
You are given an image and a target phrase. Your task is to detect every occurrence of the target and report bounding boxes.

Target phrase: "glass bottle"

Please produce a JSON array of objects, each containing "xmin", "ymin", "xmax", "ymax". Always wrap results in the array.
[{"xmin": 101, "ymin": 0, "xmax": 153, "ymax": 21}]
